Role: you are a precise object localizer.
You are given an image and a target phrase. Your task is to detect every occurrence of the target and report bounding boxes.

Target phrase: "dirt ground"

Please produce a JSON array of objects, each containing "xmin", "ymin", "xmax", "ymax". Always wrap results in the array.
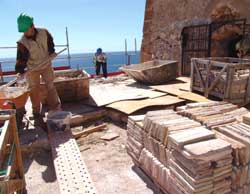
[
  {"xmin": 20, "ymin": 116, "xmax": 162, "ymax": 194},
  {"xmin": 22, "ymin": 148, "xmax": 59, "ymax": 194},
  {"xmin": 19, "ymin": 76, "xmax": 164, "ymax": 194},
  {"xmin": 19, "ymin": 123, "xmax": 59, "ymax": 194},
  {"xmin": 75, "ymin": 121, "xmax": 163, "ymax": 194}
]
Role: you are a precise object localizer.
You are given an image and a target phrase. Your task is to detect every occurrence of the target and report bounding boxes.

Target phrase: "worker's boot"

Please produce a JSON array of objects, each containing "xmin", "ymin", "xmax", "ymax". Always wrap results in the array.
[{"xmin": 33, "ymin": 113, "xmax": 47, "ymax": 132}]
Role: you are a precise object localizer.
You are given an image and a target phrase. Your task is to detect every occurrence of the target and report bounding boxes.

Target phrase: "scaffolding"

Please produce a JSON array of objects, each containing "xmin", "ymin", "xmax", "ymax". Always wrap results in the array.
[{"xmin": 0, "ymin": 27, "xmax": 139, "ymax": 82}]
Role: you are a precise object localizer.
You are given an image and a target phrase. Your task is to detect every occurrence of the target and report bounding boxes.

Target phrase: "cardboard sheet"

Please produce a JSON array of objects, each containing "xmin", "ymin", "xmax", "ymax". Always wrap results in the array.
[
  {"xmin": 90, "ymin": 83, "xmax": 166, "ymax": 106},
  {"xmin": 107, "ymin": 95, "xmax": 184, "ymax": 114}
]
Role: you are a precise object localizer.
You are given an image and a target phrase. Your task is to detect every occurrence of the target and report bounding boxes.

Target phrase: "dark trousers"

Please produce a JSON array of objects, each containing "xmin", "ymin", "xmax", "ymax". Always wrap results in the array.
[{"xmin": 96, "ymin": 62, "xmax": 107, "ymax": 78}]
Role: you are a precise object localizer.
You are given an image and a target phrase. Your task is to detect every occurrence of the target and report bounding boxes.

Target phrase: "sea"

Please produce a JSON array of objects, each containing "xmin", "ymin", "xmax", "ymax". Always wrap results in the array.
[{"xmin": 0, "ymin": 51, "xmax": 140, "ymax": 78}]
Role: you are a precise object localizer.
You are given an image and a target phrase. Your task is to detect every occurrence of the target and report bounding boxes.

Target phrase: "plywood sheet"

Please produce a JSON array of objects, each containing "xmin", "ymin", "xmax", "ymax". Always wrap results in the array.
[
  {"xmin": 151, "ymin": 83, "xmax": 190, "ymax": 96},
  {"xmin": 107, "ymin": 95, "xmax": 184, "ymax": 114},
  {"xmin": 176, "ymin": 76, "xmax": 191, "ymax": 83},
  {"xmin": 178, "ymin": 92, "xmax": 212, "ymax": 102},
  {"xmin": 151, "ymin": 84, "xmax": 211, "ymax": 102},
  {"xmin": 90, "ymin": 83, "xmax": 166, "ymax": 106}
]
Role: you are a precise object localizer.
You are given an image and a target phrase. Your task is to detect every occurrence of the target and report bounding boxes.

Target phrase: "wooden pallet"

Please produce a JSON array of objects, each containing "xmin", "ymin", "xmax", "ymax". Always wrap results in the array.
[
  {"xmin": 48, "ymin": 129, "xmax": 96, "ymax": 194},
  {"xmin": 191, "ymin": 57, "xmax": 250, "ymax": 105}
]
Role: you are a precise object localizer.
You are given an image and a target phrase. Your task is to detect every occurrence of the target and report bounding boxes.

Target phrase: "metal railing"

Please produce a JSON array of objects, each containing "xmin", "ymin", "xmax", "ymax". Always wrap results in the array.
[{"xmin": 0, "ymin": 27, "xmax": 139, "ymax": 82}]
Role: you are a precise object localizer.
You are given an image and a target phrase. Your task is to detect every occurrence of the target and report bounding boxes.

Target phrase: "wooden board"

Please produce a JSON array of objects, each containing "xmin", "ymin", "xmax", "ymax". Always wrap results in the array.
[
  {"xmin": 178, "ymin": 92, "xmax": 212, "ymax": 102},
  {"xmin": 90, "ymin": 83, "xmax": 166, "ymax": 106},
  {"xmin": 100, "ymin": 132, "xmax": 120, "ymax": 141},
  {"xmin": 107, "ymin": 95, "xmax": 184, "ymax": 114},
  {"xmin": 48, "ymin": 130, "xmax": 96, "ymax": 194},
  {"xmin": 176, "ymin": 76, "xmax": 191, "ymax": 83},
  {"xmin": 151, "ymin": 82, "xmax": 211, "ymax": 102},
  {"xmin": 151, "ymin": 83, "xmax": 190, "ymax": 96}
]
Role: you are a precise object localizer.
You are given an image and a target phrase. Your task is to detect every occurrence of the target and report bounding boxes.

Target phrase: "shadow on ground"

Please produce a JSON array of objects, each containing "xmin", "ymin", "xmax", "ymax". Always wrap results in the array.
[{"xmin": 132, "ymin": 165, "xmax": 163, "ymax": 194}]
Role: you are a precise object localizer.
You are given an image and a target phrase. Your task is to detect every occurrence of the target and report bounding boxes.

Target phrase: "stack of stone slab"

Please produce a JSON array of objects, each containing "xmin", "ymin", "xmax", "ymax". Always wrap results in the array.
[
  {"xmin": 177, "ymin": 101, "xmax": 248, "ymax": 128},
  {"xmin": 177, "ymin": 101, "xmax": 250, "ymax": 194},
  {"xmin": 129, "ymin": 109, "xmax": 232, "ymax": 194},
  {"xmin": 126, "ymin": 115, "xmax": 145, "ymax": 163},
  {"xmin": 214, "ymin": 123, "xmax": 250, "ymax": 194},
  {"xmin": 142, "ymin": 109, "xmax": 202, "ymax": 166},
  {"xmin": 168, "ymin": 137, "xmax": 232, "ymax": 194},
  {"xmin": 139, "ymin": 148, "xmax": 173, "ymax": 193},
  {"xmin": 243, "ymin": 113, "xmax": 250, "ymax": 125}
]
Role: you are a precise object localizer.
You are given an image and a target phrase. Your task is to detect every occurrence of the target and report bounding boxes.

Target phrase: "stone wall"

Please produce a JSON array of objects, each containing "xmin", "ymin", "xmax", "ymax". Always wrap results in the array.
[{"xmin": 141, "ymin": 0, "xmax": 250, "ymax": 74}]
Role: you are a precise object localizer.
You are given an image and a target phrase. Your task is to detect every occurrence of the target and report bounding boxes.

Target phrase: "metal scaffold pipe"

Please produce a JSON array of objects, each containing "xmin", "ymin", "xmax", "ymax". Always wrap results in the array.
[
  {"xmin": 134, "ymin": 38, "xmax": 137, "ymax": 54},
  {"xmin": 66, "ymin": 27, "xmax": 71, "ymax": 68}
]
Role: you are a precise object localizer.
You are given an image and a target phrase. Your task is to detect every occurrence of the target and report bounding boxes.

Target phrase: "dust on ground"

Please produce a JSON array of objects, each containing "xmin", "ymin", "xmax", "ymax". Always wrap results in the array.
[{"xmin": 75, "ymin": 121, "xmax": 163, "ymax": 194}]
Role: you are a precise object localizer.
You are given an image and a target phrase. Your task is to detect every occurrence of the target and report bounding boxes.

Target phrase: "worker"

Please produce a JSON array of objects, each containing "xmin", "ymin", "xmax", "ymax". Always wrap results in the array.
[
  {"xmin": 15, "ymin": 13, "xmax": 61, "ymax": 130},
  {"xmin": 93, "ymin": 48, "xmax": 108, "ymax": 79},
  {"xmin": 236, "ymin": 35, "xmax": 250, "ymax": 59}
]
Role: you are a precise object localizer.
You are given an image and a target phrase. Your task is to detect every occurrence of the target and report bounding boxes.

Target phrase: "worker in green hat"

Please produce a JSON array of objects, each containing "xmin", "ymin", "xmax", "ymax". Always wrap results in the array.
[{"xmin": 15, "ymin": 13, "xmax": 61, "ymax": 130}]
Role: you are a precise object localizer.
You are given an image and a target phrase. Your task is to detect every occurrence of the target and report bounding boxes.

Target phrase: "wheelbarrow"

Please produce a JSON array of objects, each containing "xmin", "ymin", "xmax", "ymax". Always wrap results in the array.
[{"xmin": 0, "ymin": 87, "xmax": 29, "ymax": 130}]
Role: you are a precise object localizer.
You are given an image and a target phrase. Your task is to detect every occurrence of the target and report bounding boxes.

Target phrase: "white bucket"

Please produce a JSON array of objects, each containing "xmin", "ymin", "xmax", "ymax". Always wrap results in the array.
[{"xmin": 47, "ymin": 111, "xmax": 72, "ymax": 132}]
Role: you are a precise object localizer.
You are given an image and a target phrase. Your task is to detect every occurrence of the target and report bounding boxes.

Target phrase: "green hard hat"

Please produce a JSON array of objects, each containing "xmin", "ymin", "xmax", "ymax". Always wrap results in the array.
[{"xmin": 17, "ymin": 13, "xmax": 33, "ymax": 32}]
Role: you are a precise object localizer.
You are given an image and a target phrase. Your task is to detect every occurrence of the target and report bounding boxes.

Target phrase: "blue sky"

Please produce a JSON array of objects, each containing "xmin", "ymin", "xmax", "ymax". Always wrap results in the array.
[{"xmin": 0, "ymin": 0, "xmax": 146, "ymax": 58}]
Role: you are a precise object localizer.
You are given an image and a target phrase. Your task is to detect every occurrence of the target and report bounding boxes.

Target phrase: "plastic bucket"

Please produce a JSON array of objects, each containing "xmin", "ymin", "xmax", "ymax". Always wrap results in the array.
[{"xmin": 47, "ymin": 111, "xmax": 72, "ymax": 132}]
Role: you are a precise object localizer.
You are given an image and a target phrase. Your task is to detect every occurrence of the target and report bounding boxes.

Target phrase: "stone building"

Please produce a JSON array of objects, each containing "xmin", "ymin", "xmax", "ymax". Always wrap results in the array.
[{"xmin": 141, "ymin": 0, "xmax": 250, "ymax": 75}]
